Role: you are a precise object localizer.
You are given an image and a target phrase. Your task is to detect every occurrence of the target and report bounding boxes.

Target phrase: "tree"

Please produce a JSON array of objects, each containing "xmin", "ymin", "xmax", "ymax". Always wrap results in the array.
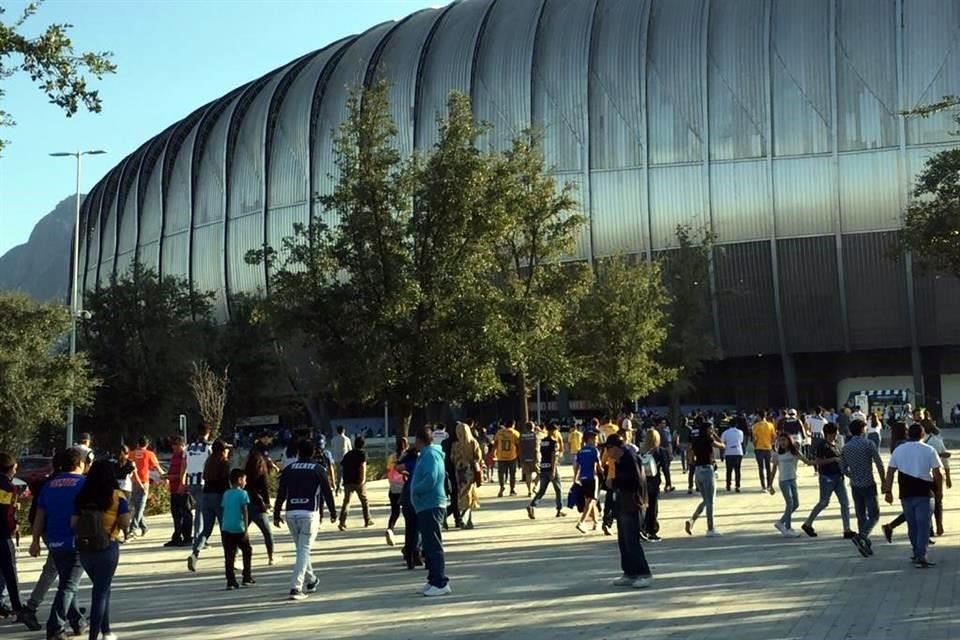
[
  {"xmin": 0, "ymin": 1, "xmax": 116, "ymax": 154},
  {"xmin": 569, "ymin": 256, "xmax": 674, "ymax": 416},
  {"xmin": 0, "ymin": 292, "xmax": 96, "ymax": 452},
  {"xmin": 898, "ymin": 96, "xmax": 960, "ymax": 276},
  {"xmin": 81, "ymin": 262, "xmax": 212, "ymax": 445},
  {"xmin": 250, "ymin": 82, "xmax": 508, "ymax": 436},
  {"xmin": 660, "ymin": 224, "xmax": 717, "ymax": 427},
  {"xmin": 189, "ymin": 361, "xmax": 229, "ymax": 439},
  {"xmin": 490, "ymin": 131, "xmax": 590, "ymax": 421}
]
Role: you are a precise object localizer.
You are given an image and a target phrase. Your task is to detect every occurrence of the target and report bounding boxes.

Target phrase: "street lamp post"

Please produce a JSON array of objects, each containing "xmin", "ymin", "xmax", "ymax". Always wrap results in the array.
[{"xmin": 50, "ymin": 149, "xmax": 107, "ymax": 449}]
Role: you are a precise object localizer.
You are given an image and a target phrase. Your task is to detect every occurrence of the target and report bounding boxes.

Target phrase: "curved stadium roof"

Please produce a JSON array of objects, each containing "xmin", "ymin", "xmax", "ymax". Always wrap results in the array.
[{"xmin": 78, "ymin": 0, "xmax": 960, "ymax": 360}]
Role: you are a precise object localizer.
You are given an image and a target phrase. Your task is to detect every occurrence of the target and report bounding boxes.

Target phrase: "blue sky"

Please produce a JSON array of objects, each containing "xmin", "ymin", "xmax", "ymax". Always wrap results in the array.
[{"xmin": 0, "ymin": 0, "xmax": 444, "ymax": 256}]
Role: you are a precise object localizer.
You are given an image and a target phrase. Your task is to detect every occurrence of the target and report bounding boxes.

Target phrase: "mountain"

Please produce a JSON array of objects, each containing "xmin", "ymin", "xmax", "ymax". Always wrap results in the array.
[{"xmin": 0, "ymin": 195, "xmax": 80, "ymax": 302}]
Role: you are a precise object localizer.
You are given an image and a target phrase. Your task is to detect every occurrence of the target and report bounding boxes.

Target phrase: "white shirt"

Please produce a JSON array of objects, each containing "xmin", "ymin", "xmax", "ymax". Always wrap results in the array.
[
  {"xmin": 774, "ymin": 450, "xmax": 798, "ymax": 482},
  {"xmin": 185, "ymin": 440, "xmax": 212, "ymax": 486},
  {"xmin": 806, "ymin": 415, "xmax": 827, "ymax": 436},
  {"xmin": 889, "ymin": 441, "xmax": 942, "ymax": 481},
  {"xmin": 721, "ymin": 427, "xmax": 744, "ymax": 457},
  {"xmin": 924, "ymin": 434, "xmax": 950, "ymax": 469},
  {"xmin": 851, "ymin": 411, "xmax": 867, "ymax": 423},
  {"xmin": 330, "ymin": 433, "xmax": 352, "ymax": 463}
]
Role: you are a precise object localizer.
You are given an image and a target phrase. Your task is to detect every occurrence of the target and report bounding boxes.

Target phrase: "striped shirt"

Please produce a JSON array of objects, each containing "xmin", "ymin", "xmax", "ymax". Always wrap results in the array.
[
  {"xmin": 185, "ymin": 439, "xmax": 212, "ymax": 487},
  {"xmin": 841, "ymin": 436, "xmax": 884, "ymax": 488}
]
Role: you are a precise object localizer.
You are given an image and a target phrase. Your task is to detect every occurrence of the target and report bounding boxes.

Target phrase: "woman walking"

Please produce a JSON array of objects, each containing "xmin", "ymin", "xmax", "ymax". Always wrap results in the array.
[
  {"xmin": 385, "ymin": 438, "xmax": 408, "ymax": 546},
  {"xmin": 244, "ymin": 448, "xmax": 276, "ymax": 564},
  {"xmin": 452, "ymin": 423, "xmax": 482, "ymax": 529},
  {"xmin": 769, "ymin": 434, "xmax": 811, "ymax": 537},
  {"xmin": 640, "ymin": 430, "xmax": 670, "ymax": 541},
  {"xmin": 73, "ymin": 459, "xmax": 131, "ymax": 640},
  {"xmin": 396, "ymin": 441, "xmax": 421, "ymax": 569},
  {"xmin": 187, "ymin": 439, "xmax": 231, "ymax": 572}
]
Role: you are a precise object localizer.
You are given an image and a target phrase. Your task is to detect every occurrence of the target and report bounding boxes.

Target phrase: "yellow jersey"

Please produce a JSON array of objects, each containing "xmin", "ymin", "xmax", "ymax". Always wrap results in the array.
[{"xmin": 494, "ymin": 428, "xmax": 520, "ymax": 461}]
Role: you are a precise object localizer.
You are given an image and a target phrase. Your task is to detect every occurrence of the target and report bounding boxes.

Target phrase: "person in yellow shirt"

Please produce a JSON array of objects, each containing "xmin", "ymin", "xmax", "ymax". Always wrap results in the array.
[
  {"xmin": 752, "ymin": 413, "xmax": 777, "ymax": 491},
  {"xmin": 600, "ymin": 442, "xmax": 618, "ymax": 535},
  {"xmin": 494, "ymin": 421, "xmax": 520, "ymax": 497},
  {"xmin": 567, "ymin": 424, "xmax": 582, "ymax": 464},
  {"xmin": 598, "ymin": 417, "xmax": 619, "ymax": 444}
]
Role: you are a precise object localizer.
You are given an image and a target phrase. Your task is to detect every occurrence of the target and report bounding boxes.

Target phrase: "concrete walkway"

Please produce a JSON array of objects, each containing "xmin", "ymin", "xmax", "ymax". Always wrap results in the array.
[{"xmin": 4, "ymin": 454, "xmax": 957, "ymax": 640}]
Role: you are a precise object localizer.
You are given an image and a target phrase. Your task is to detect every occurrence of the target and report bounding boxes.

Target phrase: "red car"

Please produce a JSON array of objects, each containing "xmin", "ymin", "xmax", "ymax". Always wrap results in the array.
[{"xmin": 14, "ymin": 455, "xmax": 54, "ymax": 490}]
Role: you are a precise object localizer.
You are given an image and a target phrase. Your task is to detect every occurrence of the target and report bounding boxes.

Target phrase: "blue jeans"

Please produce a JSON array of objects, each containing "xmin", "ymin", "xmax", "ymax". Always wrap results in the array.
[
  {"xmin": 902, "ymin": 496, "xmax": 932, "ymax": 561},
  {"xmin": 248, "ymin": 504, "xmax": 275, "ymax": 558},
  {"xmin": 851, "ymin": 484, "xmax": 879, "ymax": 538},
  {"xmin": 130, "ymin": 484, "xmax": 149, "ymax": 532},
  {"xmin": 47, "ymin": 548, "xmax": 83, "ymax": 636},
  {"xmin": 617, "ymin": 507, "xmax": 652, "ymax": 578},
  {"xmin": 191, "ymin": 492, "xmax": 223, "ymax": 556},
  {"xmin": 867, "ymin": 432, "xmax": 881, "ymax": 449},
  {"xmin": 530, "ymin": 472, "xmax": 563, "ymax": 510},
  {"xmin": 79, "ymin": 542, "xmax": 119, "ymax": 640},
  {"xmin": 779, "ymin": 479, "xmax": 799, "ymax": 529},
  {"xmin": 417, "ymin": 507, "xmax": 447, "ymax": 588},
  {"xmin": 692, "ymin": 466, "xmax": 716, "ymax": 530},
  {"xmin": 804, "ymin": 473, "xmax": 851, "ymax": 531}
]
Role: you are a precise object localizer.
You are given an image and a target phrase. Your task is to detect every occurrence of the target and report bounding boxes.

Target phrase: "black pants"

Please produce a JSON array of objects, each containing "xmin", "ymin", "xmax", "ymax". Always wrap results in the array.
[
  {"xmin": 0, "ymin": 538, "xmax": 21, "ymax": 610},
  {"xmin": 339, "ymin": 484, "xmax": 370, "ymax": 525},
  {"xmin": 661, "ymin": 456, "xmax": 672, "ymax": 488},
  {"xmin": 617, "ymin": 507, "xmax": 652, "ymax": 579},
  {"xmin": 387, "ymin": 492, "xmax": 402, "ymax": 530},
  {"xmin": 444, "ymin": 471, "xmax": 461, "ymax": 526},
  {"xmin": 602, "ymin": 486, "xmax": 617, "ymax": 527},
  {"xmin": 498, "ymin": 460, "xmax": 517, "ymax": 492},
  {"xmin": 401, "ymin": 499, "xmax": 420, "ymax": 566},
  {"xmin": 170, "ymin": 492, "xmax": 193, "ymax": 543},
  {"xmin": 221, "ymin": 531, "xmax": 252, "ymax": 585},
  {"xmin": 755, "ymin": 450, "xmax": 772, "ymax": 488},
  {"xmin": 643, "ymin": 486, "xmax": 660, "ymax": 536},
  {"xmin": 725, "ymin": 455, "xmax": 743, "ymax": 489}
]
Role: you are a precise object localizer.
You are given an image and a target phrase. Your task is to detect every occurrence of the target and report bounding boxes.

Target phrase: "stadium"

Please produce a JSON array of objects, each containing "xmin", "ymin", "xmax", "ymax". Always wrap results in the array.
[{"xmin": 76, "ymin": 0, "xmax": 960, "ymax": 417}]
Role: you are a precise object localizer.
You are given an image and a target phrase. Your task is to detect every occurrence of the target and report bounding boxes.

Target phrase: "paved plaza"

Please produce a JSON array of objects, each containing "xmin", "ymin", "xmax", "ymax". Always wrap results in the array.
[{"xmin": 5, "ymin": 455, "xmax": 958, "ymax": 640}]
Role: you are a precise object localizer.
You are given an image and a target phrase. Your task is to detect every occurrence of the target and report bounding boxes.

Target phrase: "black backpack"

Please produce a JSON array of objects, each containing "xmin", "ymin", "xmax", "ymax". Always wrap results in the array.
[{"xmin": 74, "ymin": 506, "xmax": 113, "ymax": 553}]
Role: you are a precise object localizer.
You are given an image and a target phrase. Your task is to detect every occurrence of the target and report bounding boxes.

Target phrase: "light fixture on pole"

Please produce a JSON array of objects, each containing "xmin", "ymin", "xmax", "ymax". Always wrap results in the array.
[{"xmin": 50, "ymin": 149, "xmax": 107, "ymax": 448}]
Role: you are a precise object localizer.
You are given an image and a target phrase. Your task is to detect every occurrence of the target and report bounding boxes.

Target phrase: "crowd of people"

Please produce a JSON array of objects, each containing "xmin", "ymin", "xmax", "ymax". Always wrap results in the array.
[{"xmin": 0, "ymin": 402, "xmax": 951, "ymax": 637}]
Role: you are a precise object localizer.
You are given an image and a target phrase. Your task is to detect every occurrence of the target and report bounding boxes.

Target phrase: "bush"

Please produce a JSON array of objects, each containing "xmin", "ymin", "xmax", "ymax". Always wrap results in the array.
[{"xmin": 146, "ymin": 481, "xmax": 171, "ymax": 516}]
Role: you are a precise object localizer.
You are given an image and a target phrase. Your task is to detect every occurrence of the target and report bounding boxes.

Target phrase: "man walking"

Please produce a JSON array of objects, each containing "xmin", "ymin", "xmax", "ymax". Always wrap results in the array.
[
  {"xmin": 494, "ymin": 421, "xmax": 520, "ymax": 497},
  {"xmin": 801, "ymin": 423, "xmax": 855, "ymax": 539},
  {"xmin": 29, "ymin": 449, "xmax": 87, "ymax": 640},
  {"xmin": 753, "ymin": 412, "xmax": 776, "ymax": 491},
  {"xmin": 841, "ymin": 419, "xmax": 886, "ymax": 557},
  {"xmin": 518, "ymin": 422, "xmax": 539, "ymax": 497},
  {"xmin": 273, "ymin": 440, "xmax": 330, "ymax": 601},
  {"xmin": 164, "ymin": 435, "xmax": 193, "ymax": 547},
  {"xmin": 883, "ymin": 423, "xmax": 942, "ymax": 568},
  {"xmin": 527, "ymin": 422, "xmax": 565, "ymax": 519},
  {"xmin": 330, "ymin": 426, "xmax": 352, "ymax": 496},
  {"xmin": 806, "ymin": 407, "xmax": 827, "ymax": 443},
  {"xmin": 412, "ymin": 425, "xmax": 450, "ymax": 596},
  {"xmin": 721, "ymin": 422, "xmax": 744, "ymax": 492},
  {"xmin": 338, "ymin": 436, "xmax": 373, "ymax": 530},
  {"xmin": 606, "ymin": 434, "xmax": 653, "ymax": 589},
  {"xmin": 185, "ymin": 425, "xmax": 212, "ymax": 542},
  {"xmin": 128, "ymin": 436, "xmax": 164, "ymax": 538}
]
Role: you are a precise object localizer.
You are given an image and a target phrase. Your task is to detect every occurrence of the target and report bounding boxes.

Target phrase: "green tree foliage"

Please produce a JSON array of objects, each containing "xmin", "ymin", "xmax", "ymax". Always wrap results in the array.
[
  {"xmin": 250, "ymin": 82, "xmax": 508, "ymax": 434},
  {"xmin": 661, "ymin": 224, "xmax": 717, "ymax": 425},
  {"xmin": 490, "ymin": 132, "xmax": 590, "ymax": 420},
  {"xmin": 569, "ymin": 257, "xmax": 674, "ymax": 416},
  {"xmin": 81, "ymin": 263, "xmax": 213, "ymax": 445},
  {"xmin": 898, "ymin": 96, "xmax": 960, "ymax": 276},
  {"xmin": 0, "ymin": 1, "xmax": 116, "ymax": 153},
  {"xmin": 0, "ymin": 292, "xmax": 96, "ymax": 452}
]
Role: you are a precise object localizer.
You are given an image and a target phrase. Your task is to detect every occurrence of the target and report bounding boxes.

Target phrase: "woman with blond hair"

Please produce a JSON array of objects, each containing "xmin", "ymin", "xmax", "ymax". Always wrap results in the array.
[
  {"xmin": 453, "ymin": 422, "xmax": 482, "ymax": 529},
  {"xmin": 640, "ymin": 429, "xmax": 669, "ymax": 541}
]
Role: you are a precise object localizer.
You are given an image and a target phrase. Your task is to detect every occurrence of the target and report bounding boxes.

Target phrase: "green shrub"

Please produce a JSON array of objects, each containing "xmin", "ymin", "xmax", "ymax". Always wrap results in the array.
[{"xmin": 146, "ymin": 481, "xmax": 171, "ymax": 516}]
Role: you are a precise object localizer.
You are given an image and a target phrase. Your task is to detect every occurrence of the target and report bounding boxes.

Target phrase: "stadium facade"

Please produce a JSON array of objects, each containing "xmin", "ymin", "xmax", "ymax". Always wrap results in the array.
[{"xmin": 77, "ymin": 0, "xmax": 960, "ymax": 416}]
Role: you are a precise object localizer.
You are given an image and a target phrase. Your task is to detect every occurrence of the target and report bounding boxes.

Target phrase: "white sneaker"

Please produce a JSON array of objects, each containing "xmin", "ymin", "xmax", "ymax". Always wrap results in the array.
[
  {"xmin": 385, "ymin": 529, "xmax": 396, "ymax": 546},
  {"xmin": 423, "ymin": 584, "xmax": 452, "ymax": 597},
  {"xmin": 631, "ymin": 576, "xmax": 653, "ymax": 589},
  {"xmin": 612, "ymin": 574, "xmax": 634, "ymax": 586},
  {"xmin": 288, "ymin": 589, "xmax": 308, "ymax": 601},
  {"xmin": 186, "ymin": 554, "xmax": 198, "ymax": 572},
  {"xmin": 705, "ymin": 529, "xmax": 722, "ymax": 538},
  {"xmin": 774, "ymin": 521, "xmax": 786, "ymax": 535},
  {"xmin": 785, "ymin": 528, "xmax": 802, "ymax": 538},
  {"xmin": 417, "ymin": 582, "xmax": 431, "ymax": 594}
]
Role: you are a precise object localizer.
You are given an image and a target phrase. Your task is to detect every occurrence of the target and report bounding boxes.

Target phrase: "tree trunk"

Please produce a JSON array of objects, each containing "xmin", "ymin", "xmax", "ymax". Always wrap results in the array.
[
  {"xmin": 518, "ymin": 372, "xmax": 530, "ymax": 424},
  {"xmin": 398, "ymin": 399, "xmax": 414, "ymax": 440},
  {"xmin": 669, "ymin": 384, "xmax": 682, "ymax": 431}
]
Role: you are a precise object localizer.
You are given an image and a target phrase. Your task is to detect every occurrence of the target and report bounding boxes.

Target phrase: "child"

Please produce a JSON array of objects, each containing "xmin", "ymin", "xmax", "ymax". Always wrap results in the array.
[{"xmin": 221, "ymin": 468, "xmax": 254, "ymax": 589}]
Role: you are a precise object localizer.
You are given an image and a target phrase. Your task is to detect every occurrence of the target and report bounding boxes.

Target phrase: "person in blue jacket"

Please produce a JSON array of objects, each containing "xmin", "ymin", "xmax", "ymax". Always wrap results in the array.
[{"xmin": 411, "ymin": 424, "xmax": 450, "ymax": 597}]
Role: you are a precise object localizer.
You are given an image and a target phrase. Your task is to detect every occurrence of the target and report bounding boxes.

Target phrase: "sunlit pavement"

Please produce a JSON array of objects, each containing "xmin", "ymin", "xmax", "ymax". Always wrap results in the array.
[{"xmin": 5, "ymin": 453, "xmax": 956, "ymax": 640}]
